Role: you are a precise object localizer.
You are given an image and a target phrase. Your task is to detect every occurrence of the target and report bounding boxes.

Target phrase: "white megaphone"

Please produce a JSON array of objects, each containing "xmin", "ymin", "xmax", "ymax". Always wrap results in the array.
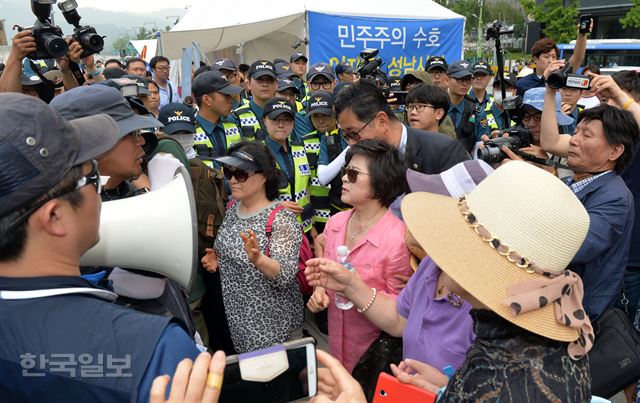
[{"xmin": 81, "ymin": 166, "xmax": 197, "ymax": 291}]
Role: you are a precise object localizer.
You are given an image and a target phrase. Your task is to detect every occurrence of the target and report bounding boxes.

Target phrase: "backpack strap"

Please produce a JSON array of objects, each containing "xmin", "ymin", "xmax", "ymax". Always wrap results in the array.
[{"xmin": 264, "ymin": 205, "xmax": 286, "ymax": 257}]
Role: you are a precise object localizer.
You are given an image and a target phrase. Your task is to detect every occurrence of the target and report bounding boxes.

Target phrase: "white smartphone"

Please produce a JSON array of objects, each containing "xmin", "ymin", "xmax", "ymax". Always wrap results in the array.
[{"xmin": 219, "ymin": 337, "xmax": 317, "ymax": 403}]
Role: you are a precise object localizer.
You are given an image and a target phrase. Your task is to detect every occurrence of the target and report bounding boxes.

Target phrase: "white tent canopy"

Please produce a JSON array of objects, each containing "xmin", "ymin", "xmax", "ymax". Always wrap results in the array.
[{"xmin": 161, "ymin": 0, "xmax": 463, "ymax": 62}]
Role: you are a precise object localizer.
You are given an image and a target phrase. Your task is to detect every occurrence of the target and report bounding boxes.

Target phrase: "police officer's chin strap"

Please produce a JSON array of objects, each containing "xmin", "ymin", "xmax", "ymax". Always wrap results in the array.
[{"xmin": 512, "ymin": 149, "xmax": 608, "ymax": 175}]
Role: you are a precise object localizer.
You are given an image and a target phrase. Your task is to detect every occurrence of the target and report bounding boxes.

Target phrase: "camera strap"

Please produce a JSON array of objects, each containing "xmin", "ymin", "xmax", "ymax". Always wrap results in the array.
[{"xmin": 513, "ymin": 150, "xmax": 574, "ymax": 171}]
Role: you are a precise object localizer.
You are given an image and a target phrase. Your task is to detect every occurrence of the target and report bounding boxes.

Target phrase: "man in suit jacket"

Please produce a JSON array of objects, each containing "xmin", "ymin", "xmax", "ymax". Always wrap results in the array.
[{"xmin": 334, "ymin": 80, "xmax": 469, "ymax": 175}]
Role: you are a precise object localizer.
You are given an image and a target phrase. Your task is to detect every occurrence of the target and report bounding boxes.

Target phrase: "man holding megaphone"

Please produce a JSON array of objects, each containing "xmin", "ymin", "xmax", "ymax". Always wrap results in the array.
[{"xmin": 0, "ymin": 93, "xmax": 201, "ymax": 401}]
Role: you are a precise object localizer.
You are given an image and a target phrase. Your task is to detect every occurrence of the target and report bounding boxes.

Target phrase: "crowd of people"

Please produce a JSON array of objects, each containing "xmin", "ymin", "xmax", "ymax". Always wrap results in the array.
[{"xmin": 1, "ymin": 16, "xmax": 640, "ymax": 403}]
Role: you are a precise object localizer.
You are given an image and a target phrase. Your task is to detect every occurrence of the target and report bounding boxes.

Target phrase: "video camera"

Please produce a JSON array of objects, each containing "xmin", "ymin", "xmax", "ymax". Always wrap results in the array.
[
  {"xmin": 354, "ymin": 48, "xmax": 383, "ymax": 79},
  {"xmin": 547, "ymin": 63, "xmax": 591, "ymax": 90},
  {"xmin": 485, "ymin": 21, "xmax": 514, "ymax": 41},
  {"xmin": 477, "ymin": 94, "xmax": 533, "ymax": 164},
  {"xmin": 477, "ymin": 126, "xmax": 533, "ymax": 164},
  {"xmin": 17, "ymin": 0, "xmax": 68, "ymax": 60},
  {"xmin": 58, "ymin": 0, "xmax": 104, "ymax": 58}
]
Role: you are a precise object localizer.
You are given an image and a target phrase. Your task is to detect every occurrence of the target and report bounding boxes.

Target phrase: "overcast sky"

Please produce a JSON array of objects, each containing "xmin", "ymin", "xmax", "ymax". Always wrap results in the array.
[{"xmin": 0, "ymin": 0, "xmax": 206, "ymax": 14}]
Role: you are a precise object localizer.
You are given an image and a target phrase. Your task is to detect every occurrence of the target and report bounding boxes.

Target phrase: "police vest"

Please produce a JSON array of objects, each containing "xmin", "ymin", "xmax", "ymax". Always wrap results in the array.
[
  {"xmin": 193, "ymin": 120, "xmax": 242, "ymax": 168},
  {"xmin": 231, "ymin": 105, "xmax": 267, "ymax": 141},
  {"xmin": 485, "ymin": 102, "xmax": 515, "ymax": 131},
  {"xmin": 0, "ymin": 279, "xmax": 173, "ymax": 402},
  {"xmin": 272, "ymin": 140, "xmax": 313, "ymax": 233},
  {"xmin": 302, "ymin": 130, "xmax": 330, "ymax": 225}
]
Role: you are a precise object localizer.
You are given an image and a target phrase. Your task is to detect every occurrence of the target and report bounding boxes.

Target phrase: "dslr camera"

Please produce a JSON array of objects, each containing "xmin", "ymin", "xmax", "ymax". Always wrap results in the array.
[
  {"xmin": 17, "ymin": 0, "xmax": 68, "ymax": 59},
  {"xmin": 355, "ymin": 48, "xmax": 383, "ymax": 79},
  {"xmin": 477, "ymin": 126, "xmax": 533, "ymax": 164},
  {"xmin": 547, "ymin": 63, "xmax": 591, "ymax": 90},
  {"xmin": 58, "ymin": 0, "xmax": 104, "ymax": 58}
]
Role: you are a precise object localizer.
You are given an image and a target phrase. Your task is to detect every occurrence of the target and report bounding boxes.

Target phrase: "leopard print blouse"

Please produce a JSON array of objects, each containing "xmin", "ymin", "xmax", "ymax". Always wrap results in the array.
[{"xmin": 214, "ymin": 201, "xmax": 304, "ymax": 353}]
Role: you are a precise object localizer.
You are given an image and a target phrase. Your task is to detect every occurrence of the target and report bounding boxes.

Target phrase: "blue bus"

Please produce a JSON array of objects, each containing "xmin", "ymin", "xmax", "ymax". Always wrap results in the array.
[{"xmin": 558, "ymin": 39, "xmax": 640, "ymax": 68}]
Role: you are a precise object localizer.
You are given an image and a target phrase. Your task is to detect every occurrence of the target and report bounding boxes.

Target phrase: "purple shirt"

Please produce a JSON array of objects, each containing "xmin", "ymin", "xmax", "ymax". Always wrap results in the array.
[{"xmin": 396, "ymin": 258, "xmax": 475, "ymax": 371}]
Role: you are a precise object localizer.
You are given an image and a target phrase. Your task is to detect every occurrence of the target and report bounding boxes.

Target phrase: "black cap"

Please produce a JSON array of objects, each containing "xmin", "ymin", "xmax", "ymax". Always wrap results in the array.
[
  {"xmin": 333, "ymin": 82, "xmax": 351, "ymax": 98},
  {"xmin": 50, "ymin": 85, "xmax": 162, "ymax": 139},
  {"xmin": 446, "ymin": 60, "xmax": 472, "ymax": 79},
  {"xmin": 0, "ymin": 93, "xmax": 119, "ymax": 217},
  {"xmin": 307, "ymin": 91, "xmax": 334, "ymax": 116},
  {"xmin": 214, "ymin": 149, "xmax": 262, "ymax": 172},
  {"xmin": 248, "ymin": 60, "xmax": 277, "ymax": 80},
  {"xmin": 273, "ymin": 58, "xmax": 287, "ymax": 65},
  {"xmin": 307, "ymin": 63, "xmax": 335, "ymax": 82},
  {"xmin": 472, "ymin": 61, "xmax": 492, "ymax": 75},
  {"xmin": 388, "ymin": 76, "xmax": 402, "ymax": 92},
  {"xmin": 159, "ymin": 103, "xmax": 197, "ymax": 135},
  {"xmin": 275, "ymin": 62, "xmax": 296, "ymax": 79},
  {"xmin": 290, "ymin": 52, "xmax": 308, "ymax": 63},
  {"xmin": 192, "ymin": 70, "xmax": 243, "ymax": 97},
  {"xmin": 211, "ymin": 58, "xmax": 237, "ymax": 72},
  {"xmin": 263, "ymin": 97, "xmax": 295, "ymax": 119},
  {"xmin": 103, "ymin": 67, "xmax": 127, "ymax": 79},
  {"xmin": 122, "ymin": 74, "xmax": 151, "ymax": 95},
  {"xmin": 426, "ymin": 56, "xmax": 448, "ymax": 72},
  {"xmin": 277, "ymin": 78, "xmax": 299, "ymax": 93},
  {"xmin": 335, "ymin": 63, "xmax": 353, "ymax": 75},
  {"xmin": 493, "ymin": 72, "xmax": 517, "ymax": 88}
]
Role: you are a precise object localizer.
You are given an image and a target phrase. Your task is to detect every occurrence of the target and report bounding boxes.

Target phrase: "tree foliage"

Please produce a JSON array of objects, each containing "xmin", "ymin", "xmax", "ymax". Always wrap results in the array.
[
  {"xmin": 521, "ymin": 0, "xmax": 579, "ymax": 43},
  {"xmin": 440, "ymin": 0, "xmax": 525, "ymax": 39},
  {"xmin": 621, "ymin": 0, "xmax": 640, "ymax": 29}
]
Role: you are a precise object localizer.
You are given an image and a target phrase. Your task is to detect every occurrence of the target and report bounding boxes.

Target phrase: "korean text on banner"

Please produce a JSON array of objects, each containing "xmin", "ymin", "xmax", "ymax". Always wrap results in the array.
[{"xmin": 308, "ymin": 12, "xmax": 464, "ymax": 77}]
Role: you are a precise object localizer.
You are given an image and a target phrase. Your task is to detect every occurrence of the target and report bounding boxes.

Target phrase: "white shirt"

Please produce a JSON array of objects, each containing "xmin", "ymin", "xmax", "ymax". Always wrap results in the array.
[
  {"xmin": 157, "ymin": 80, "xmax": 180, "ymax": 108},
  {"xmin": 398, "ymin": 124, "xmax": 408, "ymax": 156}
]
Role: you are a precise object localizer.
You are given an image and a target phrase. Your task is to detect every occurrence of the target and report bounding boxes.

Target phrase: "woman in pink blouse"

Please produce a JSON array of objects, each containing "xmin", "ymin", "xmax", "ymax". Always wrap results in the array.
[{"xmin": 308, "ymin": 139, "xmax": 412, "ymax": 372}]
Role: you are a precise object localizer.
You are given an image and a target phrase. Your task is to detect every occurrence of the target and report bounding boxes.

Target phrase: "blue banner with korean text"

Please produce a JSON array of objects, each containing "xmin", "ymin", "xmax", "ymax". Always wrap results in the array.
[{"xmin": 308, "ymin": 12, "xmax": 464, "ymax": 77}]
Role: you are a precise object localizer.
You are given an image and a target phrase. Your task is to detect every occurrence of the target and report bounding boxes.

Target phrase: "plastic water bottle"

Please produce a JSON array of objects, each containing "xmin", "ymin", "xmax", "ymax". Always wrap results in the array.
[{"xmin": 335, "ymin": 245, "xmax": 355, "ymax": 310}]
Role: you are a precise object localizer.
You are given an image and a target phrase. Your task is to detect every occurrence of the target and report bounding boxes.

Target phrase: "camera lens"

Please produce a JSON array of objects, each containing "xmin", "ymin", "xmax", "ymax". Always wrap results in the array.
[
  {"xmin": 477, "ymin": 145, "xmax": 505, "ymax": 165},
  {"xmin": 82, "ymin": 33, "xmax": 104, "ymax": 52},
  {"xmin": 42, "ymin": 32, "xmax": 69, "ymax": 58}
]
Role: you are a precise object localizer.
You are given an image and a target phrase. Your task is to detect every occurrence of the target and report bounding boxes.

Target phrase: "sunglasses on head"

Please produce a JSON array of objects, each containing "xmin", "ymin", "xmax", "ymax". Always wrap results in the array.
[
  {"xmin": 341, "ymin": 166, "xmax": 369, "ymax": 183},
  {"xmin": 223, "ymin": 167, "xmax": 261, "ymax": 183}
]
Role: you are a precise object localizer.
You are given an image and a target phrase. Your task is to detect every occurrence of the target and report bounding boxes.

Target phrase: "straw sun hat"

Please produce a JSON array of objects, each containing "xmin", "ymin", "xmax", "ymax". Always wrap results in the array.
[{"xmin": 401, "ymin": 161, "xmax": 590, "ymax": 343}]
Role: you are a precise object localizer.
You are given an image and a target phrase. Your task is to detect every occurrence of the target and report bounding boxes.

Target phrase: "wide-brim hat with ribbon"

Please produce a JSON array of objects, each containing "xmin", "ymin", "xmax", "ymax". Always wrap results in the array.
[{"xmin": 401, "ymin": 161, "xmax": 591, "ymax": 347}]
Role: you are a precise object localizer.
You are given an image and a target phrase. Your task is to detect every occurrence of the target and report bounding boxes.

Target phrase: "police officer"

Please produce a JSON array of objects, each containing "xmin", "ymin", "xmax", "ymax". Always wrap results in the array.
[
  {"xmin": 263, "ymin": 97, "xmax": 314, "ymax": 233},
  {"xmin": 425, "ymin": 56, "xmax": 449, "ymax": 91},
  {"xmin": 231, "ymin": 60, "xmax": 278, "ymax": 140},
  {"xmin": 211, "ymin": 58, "xmax": 247, "ymax": 109},
  {"xmin": 192, "ymin": 70, "xmax": 243, "ymax": 168},
  {"xmin": 486, "ymin": 73, "xmax": 518, "ymax": 131},
  {"xmin": 0, "ymin": 93, "xmax": 200, "ymax": 401},
  {"xmin": 277, "ymin": 78, "xmax": 303, "ymax": 112},
  {"xmin": 446, "ymin": 60, "xmax": 489, "ymax": 153},
  {"xmin": 304, "ymin": 91, "xmax": 349, "ymax": 233},
  {"xmin": 232, "ymin": 61, "xmax": 313, "ymax": 143},
  {"xmin": 468, "ymin": 61, "xmax": 493, "ymax": 111},
  {"xmin": 290, "ymin": 52, "xmax": 309, "ymax": 102}
]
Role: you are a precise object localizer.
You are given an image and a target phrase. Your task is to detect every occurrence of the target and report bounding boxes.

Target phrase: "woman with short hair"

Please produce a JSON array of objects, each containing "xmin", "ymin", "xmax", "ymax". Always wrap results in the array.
[{"xmin": 307, "ymin": 139, "xmax": 412, "ymax": 372}]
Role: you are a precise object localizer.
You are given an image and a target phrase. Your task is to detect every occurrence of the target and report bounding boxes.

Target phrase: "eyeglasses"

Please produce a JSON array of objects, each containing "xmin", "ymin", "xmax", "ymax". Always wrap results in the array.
[
  {"xmin": 343, "ymin": 115, "xmax": 376, "ymax": 141},
  {"xmin": 223, "ymin": 167, "xmax": 261, "ymax": 183},
  {"xmin": 310, "ymin": 80, "xmax": 333, "ymax": 90},
  {"xmin": 341, "ymin": 166, "xmax": 369, "ymax": 183},
  {"xmin": 522, "ymin": 113, "xmax": 542, "ymax": 123},
  {"xmin": 155, "ymin": 65, "xmax": 170, "ymax": 71},
  {"xmin": 224, "ymin": 72, "xmax": 238, "ymax": 82},
  {"xmin": 406, "ymin": 104, "xmax": 435, "ymax": 113},
  {"xmin": 7, "ymin": 159, "xmax": 101, "ymax": 231}
]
